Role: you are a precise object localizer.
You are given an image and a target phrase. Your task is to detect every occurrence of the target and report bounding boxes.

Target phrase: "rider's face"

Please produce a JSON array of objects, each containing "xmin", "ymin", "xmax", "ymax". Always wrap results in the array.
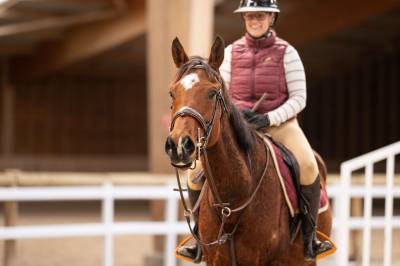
[{"xmin": 243, "ymin": 12, "xmax": 274, "ymax": 38}]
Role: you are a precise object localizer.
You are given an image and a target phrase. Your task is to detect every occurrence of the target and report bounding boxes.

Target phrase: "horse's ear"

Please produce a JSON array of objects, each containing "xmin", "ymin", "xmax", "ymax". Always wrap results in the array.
[
  {"xmin": 171, "ymin": 37, "xmax": 189, "ymax": 68},
  {"xmin": 208, "ymin": 35, "xmax": 225, "ymax": 71}
]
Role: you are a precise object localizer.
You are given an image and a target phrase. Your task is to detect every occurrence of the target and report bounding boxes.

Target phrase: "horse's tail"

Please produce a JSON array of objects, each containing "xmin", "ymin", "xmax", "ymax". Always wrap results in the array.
[{"xmin": 313, "ymin": 150, "xmax": 328, "ymax": 186}]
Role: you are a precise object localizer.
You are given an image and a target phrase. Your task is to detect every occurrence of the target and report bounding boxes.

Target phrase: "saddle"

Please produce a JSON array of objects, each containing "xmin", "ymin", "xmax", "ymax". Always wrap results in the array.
[{"xmin": 262, "ymin": 134, "xmax": 329, "ymax": 241}]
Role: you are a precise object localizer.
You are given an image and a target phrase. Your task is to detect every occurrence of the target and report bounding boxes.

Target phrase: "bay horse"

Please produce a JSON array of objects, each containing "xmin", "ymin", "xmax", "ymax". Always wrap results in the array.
[{"xmin": 165, "ymin": 36, "xmax": 333, "ymax": 266}]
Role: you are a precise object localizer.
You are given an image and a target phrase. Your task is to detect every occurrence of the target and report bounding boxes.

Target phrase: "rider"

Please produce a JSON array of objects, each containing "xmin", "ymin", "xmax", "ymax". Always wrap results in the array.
[{"xmin": 177, "ymin": 0, "xmax": 333, "ymax": 262}]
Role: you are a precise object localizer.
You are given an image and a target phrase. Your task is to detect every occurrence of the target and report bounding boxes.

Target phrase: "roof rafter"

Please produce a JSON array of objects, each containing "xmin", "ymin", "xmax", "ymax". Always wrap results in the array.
[
  {"xmin": 0, "ymin": 9, "xmax": 119, "ymax": 38},
  {"xmin": 12, "ymin": 1, "xmax": 145, "ymax": 79}
]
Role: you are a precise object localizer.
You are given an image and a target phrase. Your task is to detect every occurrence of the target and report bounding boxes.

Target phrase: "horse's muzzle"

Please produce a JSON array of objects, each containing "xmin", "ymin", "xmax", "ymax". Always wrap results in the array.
[{"xmin": 165, "ymin": 135, "xmax": 196, "ymax": 168}]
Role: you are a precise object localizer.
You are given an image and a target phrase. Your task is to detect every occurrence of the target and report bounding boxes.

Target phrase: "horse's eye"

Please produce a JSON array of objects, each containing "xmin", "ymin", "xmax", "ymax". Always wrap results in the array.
[
  {"xmin": 169, "ymin": 91, "xmax": 175, "ymax": 110},
  {"xmin": 208, "ymin": 90, "xmax": 217, "ymax": 99}
]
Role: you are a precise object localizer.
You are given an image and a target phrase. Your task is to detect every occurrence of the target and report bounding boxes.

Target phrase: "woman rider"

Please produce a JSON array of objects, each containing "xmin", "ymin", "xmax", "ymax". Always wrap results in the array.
[{"xmin": 177, "ymin": 0, "xmax": 333, "ymax": 262}]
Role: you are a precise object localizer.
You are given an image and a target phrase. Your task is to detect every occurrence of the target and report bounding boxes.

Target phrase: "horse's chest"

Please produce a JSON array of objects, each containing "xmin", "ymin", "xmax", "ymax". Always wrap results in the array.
[
  {"xmin": 200, "ymin": 205, "xmax": 291, "ymax": 265},
  {"xmin": 201, "ymin": 225, "xmax": 287, "ymax": 265}
]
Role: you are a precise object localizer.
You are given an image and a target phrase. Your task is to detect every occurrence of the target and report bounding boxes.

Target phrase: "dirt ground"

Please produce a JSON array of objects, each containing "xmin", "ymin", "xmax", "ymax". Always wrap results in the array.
[{"xmin": 0, "ymin": 201, "xmax": 399, "ymax": 266}]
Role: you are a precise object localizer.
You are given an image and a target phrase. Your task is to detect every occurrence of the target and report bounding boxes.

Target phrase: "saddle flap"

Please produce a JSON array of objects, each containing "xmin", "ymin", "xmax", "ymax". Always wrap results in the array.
[{"xmin": 262, "ymin": 135, "xmax": 330, "ymax": 217}]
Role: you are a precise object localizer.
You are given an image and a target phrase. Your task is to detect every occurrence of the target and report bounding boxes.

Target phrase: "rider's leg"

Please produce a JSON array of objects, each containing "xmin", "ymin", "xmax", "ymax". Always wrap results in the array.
[
  {"xmin": 266, "ymin": 118, "xmax": 333, "ymax": 261},
  {"xmin": 175, "ymin": 160, "xmax": 204, "ymax": 263}
]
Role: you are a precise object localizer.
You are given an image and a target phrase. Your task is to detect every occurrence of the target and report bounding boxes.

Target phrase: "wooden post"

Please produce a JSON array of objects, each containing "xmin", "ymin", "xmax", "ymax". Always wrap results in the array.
[
  {"xmin": 4, "ymin": 183, "xmax": 19, "ymax": 266},
  {"xmin": 1, "ymin": 59, "xmax": 14, "ymax": 156},
  {"xmin": 146, "ymin": 0, "xmax": 214, "ymax": 261},
  {"xmin": 350, "ymin": 198, "xmax": 363, "ymax": 261},
  {"xmin": 146, "ymin": 0, "xmax": 214, "ymax": 174},
  {"xmin": 187, "ymin": 0, "xmax": 215, "ymax": 57},
  {"xmin": 1, "ymin": 60, "xmax": 18, "ymax": 266}
]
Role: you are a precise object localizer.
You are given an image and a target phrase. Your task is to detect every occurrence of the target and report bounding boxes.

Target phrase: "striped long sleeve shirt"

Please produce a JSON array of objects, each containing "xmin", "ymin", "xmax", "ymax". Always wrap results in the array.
[{"xmin": 220, "ymin": 44, "xmax": 307, "ymax": 126}]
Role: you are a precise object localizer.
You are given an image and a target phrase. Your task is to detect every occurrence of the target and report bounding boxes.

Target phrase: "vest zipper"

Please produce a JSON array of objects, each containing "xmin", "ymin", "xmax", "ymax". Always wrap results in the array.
[{"xmin": 252, "ymin": 41, "xmax": 260, "ymax": 100}]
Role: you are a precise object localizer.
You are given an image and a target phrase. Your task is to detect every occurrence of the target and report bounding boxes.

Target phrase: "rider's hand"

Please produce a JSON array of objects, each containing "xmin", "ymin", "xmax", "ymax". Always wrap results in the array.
[{"xmin": 242, "ymin": 109, "xmax": 270, "ymax": 130}]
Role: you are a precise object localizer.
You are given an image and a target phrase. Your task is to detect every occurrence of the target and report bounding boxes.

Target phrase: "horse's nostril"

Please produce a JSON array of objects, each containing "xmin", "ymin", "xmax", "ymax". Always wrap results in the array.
[
  {"xmin": 165, "ymin": 136, "xmax": 176, "ymax": 155},
  {"xmin": 182, "ymin": 136, "xmax": 195, "ymax": 155}
]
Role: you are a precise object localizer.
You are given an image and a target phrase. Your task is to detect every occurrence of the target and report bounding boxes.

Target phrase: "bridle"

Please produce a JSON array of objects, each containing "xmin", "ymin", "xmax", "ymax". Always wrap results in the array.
[
  {"xmin": 170, "ymin": 87, "xmax": 228, "ymax": 169},
  {"xmin": 169, "ymin": 62, "xmax": 270, "ymax": 266}
]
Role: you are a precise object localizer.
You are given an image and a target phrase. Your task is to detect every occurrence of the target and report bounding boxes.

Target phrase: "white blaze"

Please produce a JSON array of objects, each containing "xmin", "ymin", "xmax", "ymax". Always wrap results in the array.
[
  {"xmin": 180, "ymin": 73, "xmax": 199, "ymax": 90},
  {"xmin": 177, "ymin": 136, "xmax": 183, "ymax": 158}
]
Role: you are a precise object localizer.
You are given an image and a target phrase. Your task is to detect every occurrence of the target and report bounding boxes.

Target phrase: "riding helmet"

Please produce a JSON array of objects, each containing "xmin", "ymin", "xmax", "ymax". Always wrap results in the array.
[{"xmin": 234, "ymin": 0, "xmax": 280, "ymax": 13}]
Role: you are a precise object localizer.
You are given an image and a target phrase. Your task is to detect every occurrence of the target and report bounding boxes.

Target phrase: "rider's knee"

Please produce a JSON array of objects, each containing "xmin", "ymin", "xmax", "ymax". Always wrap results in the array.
[{"xmin": 300, "ymin": 160, "xmax": 319, "ymax": 185}]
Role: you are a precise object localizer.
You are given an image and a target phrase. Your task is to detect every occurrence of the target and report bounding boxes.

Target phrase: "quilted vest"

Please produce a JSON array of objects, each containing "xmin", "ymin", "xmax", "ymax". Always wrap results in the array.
[{"xmin": 229, "ymin": 31, "xmax": 289, "ymax": 113}]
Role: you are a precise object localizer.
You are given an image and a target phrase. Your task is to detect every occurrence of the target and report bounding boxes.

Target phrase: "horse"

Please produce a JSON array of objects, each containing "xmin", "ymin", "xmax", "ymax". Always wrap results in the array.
[{"xmin": 165, "ymin": 36, "xmax": 333, "ymax": 266}]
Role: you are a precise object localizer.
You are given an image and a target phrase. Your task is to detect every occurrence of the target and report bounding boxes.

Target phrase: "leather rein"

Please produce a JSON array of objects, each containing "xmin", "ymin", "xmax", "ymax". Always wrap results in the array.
[{"xmin": 169, "ymin": 66, "xmax": 270, "ymax": 266}]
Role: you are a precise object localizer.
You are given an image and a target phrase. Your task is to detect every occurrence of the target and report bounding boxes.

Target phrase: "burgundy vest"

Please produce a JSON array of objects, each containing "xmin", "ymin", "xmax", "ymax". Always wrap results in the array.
[{"xmin": 229, "ymin": 31, "xmax": 289, "ymax": 113}]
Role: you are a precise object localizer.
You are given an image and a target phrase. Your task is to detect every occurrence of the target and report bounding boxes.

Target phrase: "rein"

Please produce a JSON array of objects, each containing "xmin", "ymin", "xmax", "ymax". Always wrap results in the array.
[{"xmin": 169, "ymin": 65, "xmax": 271, "ymax": 265}]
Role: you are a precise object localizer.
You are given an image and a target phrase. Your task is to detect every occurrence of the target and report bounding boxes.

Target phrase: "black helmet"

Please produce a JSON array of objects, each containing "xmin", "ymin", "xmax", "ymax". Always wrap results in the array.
[{"xmin": 234, "ymin": 0, "xmax": 280, "ymax": 14}]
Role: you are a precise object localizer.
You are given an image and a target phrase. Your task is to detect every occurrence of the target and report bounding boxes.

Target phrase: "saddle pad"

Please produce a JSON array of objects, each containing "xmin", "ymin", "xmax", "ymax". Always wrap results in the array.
[{"xmin": 263, "ymin": 137, "xmax": 329, "ymax": 217}]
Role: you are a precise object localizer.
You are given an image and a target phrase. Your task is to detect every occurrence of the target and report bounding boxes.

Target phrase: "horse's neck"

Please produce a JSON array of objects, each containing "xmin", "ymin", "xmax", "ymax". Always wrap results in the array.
[{"xmin": 203, "ymin": 121, "xmax": 265, "ymax": 205}]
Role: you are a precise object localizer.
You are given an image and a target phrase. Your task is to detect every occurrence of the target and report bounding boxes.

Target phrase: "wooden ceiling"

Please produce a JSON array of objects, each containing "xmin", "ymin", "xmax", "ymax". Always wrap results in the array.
[
  {"xmin": 0, "ymin": 0, "xmax": 145, "ymax": 80},
  {"xmin": 0, "ymin": 0, "xmax": 119, "ymax": 56},
  {"xmin": 1, "ymin": 0, "xmax": 400, "ymax": 83}
]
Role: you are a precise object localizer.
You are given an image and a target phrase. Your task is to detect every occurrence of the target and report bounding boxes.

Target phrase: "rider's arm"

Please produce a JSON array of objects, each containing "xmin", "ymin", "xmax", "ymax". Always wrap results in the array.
[
  {"xmin": 266, "ymin": 45, "xmax": 307, "ymax": 126},
  {"xmin": 219, "ymin": 44, "xmax": 233, "ymax": 90}
]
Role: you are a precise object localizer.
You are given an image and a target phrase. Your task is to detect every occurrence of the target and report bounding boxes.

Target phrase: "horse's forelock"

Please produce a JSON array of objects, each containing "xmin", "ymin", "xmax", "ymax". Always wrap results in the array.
[{"xmin": 175, "ymin": 56, "xmax": 220, "ymax": 83}]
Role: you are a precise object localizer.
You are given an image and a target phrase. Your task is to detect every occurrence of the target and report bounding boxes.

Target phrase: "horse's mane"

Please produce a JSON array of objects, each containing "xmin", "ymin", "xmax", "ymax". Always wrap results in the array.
[
  {"xmin": 175, "ymin": 56, "xmax": 256, "ymax": 153},
  {"xmin": 228, "ymin": 99, "xmax": 256, "ymax": 153}
]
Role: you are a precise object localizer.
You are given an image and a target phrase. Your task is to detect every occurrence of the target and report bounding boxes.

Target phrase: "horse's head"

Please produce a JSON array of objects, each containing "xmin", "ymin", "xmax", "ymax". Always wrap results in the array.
[{"xmin": 165, "ymin": 36, "xmax": 227, "ymax": 169}]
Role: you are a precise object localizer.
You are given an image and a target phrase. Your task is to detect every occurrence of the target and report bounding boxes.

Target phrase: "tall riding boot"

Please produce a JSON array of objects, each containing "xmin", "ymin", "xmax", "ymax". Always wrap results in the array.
[
  {"xmin": 176, "ymin": 187, "xmax": 202, "ymax": 263},
  {"xmin": 301, "ymin": 175, "xmax": 333, "ymax": 261}
]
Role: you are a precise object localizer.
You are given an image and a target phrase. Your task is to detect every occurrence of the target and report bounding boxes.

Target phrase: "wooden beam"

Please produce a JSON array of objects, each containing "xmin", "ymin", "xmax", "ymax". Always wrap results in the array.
[
  {"xmin": 0, "ymin": 155, "xmax": 148, "ymax": 171},
  {"xmin": 0, "ymin": 9, "xmax": 118, "ymax": 38},
  {"xmin": 0, "ymin": 8, "xmax": 58, "ymax": 22},
  {"xmin": 3, "ymin": 201, "xmax": 18, "ymax": 266},
  {"xmin": 1, "ymin": 59, "xmax": 14, "ymax": 156},
  {"xmin": 276, "ymin": 0, "xmax": 400, "ymax": 46},
  {"xmin": 188, "ymin": 0, "xmax": 215, "ymax": 57},
  {"xmin": 0, "ymin": 170, "xmax": 173, "ymax": 186},
  {"xmin": 12, "ymin": 4, "xmax": 145, "ymax": 79},
  {"xmin": 11, "ymin": 0, "xmax": 112, "ymax": 14},
  {"xmin": 0, "ymin": 0, "xmax": 19, "ymax": 11}
]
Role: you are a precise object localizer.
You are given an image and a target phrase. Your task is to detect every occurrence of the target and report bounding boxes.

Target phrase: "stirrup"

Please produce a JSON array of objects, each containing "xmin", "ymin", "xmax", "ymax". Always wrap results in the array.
[
  {"xmin": 175, "ymin": 236, "xmax": 202, "ymax": 264},
  {"xmin": 304, "ymin": 231, "xmax": 336, "ymax": 261},
  {"xmin": 315, "ymin": 231, "xmax": 337, "ymax": 260}
]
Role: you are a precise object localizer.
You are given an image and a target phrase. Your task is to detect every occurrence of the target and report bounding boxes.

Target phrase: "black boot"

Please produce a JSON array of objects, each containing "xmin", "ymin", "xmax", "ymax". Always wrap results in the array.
[
  {"xmin": 300, "ymin": 176, "xmax": 333, "ymax": 261},
  {"xmin": 176, "ymin": 187, "xmax": 202, "ymax": 263}
]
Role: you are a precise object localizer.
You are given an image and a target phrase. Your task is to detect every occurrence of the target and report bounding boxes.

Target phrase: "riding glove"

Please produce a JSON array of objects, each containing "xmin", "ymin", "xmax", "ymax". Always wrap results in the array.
[{"xmin": 242, "ymin": 109, "xmax": 270, "ymax": 130}]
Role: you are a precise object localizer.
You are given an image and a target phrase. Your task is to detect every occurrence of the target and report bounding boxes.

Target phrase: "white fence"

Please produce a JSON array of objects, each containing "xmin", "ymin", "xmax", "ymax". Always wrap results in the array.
[
  {"xmin": 335, "ymin": 141, "xmax": 400, "ymax": 266},
  {"xmin": 0, "ymin": 142, "xmax": 399, "ymax": 266},
  {"xmin": 0, "ymin": 183, "xmax": 187, "ymax": 266}
]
